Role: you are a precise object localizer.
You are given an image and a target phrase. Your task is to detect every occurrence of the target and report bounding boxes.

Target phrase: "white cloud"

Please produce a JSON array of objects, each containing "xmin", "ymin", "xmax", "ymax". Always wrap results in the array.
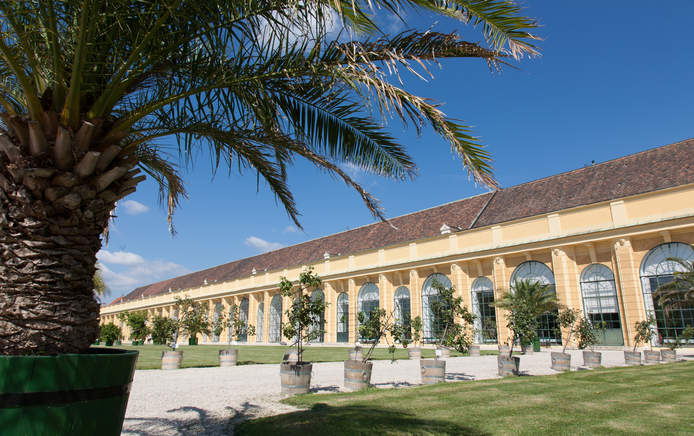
[
  {"xmin": 340, "ymin": 162, "xmax": 367, "ymax": 180},
  {"xmin": 283, "ymin": 225, "xmax": 299, "ymax": 233},
  {"xmin": 119, "ymin": 199, "xmax": 149, "ymax": 215},
  {"xmin": 244, "ymin": 236, "xmax": 285, "ymax": 253},
  {"xmin": 97, "ymin": 251, "xmax": 190, "ymax": 298},
  {"xmin": 97, "ymin": 250, "xmax": 145, "ymax": 265}
]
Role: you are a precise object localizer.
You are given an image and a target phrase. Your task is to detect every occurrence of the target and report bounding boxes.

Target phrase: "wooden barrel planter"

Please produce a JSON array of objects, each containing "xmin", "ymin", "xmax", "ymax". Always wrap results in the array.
[
  {"xmin": 624, "ymin": 351, "xmax": 641, "ymax": 365},
  {"xmin": 282, "ymin": 350, "xmax": 298, "ymax": 363},
  {"xmin": 280, "ymin": 362, "xmax": 312, "ymax": 395},
  {"xmin": 408, "ymin": 347, "xmax": 421, "ymax": 359},
  {"xmin": 643, "ymin": 350, "xmax": 661, "ymax": 364},
  {"xmin": 219, "ymin": 349, "xmax": 238, "ymax": 367},
  {"xmin": 348, "ymin": 347, "xmax": 363, "ymax": 361},
  {"xmin": 498, "ymin": 344, "xmax": 511, "ymax": 357},
  {"xmin": 468, "ymin": 345, "xmax": 481, "ymax": 357},
  {"xmin": 420, "ymin": 359, "xmax": 446, "ymax": 384},
  {"xmin": 0, "ymin": 348, "xmax": 138, "ymax": 435},
  {"xmin": 520, "ymin": 343, "xmax": 534, "ymax": 355},
  {"xmin": 661, "ymin": 349, "xmax": 677, "ymax": 362},
  {"xmin": 582, "ymin": 351, "xmax": 602, "ymax": 368},
  {"xmin": 344, "ymin": 360, "xmax": 373, "ymax": 391},
  {"xmin": 436, "ymin": 346, "xmax": 451, "ymax": 358},
  {"xmin": 497, "ymin": 355, "xmax": 520, "ymax": 376},
  {"xmin": 550, "ymin": 352, "xmax": 571, "ymax": 371},
  {"xmin": 161, "ymin": 351, "xmax": 183, "ymax": 370}
]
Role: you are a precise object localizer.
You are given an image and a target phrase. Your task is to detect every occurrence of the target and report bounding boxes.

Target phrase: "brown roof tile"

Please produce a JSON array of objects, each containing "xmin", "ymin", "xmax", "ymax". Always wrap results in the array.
[
  {"xmin": 113, "ymin": 138, "xmax": 694, "ymax": 304},
  {"xmin": 472, "ymin": 138, "xmax": 694, "ymax": 228}
]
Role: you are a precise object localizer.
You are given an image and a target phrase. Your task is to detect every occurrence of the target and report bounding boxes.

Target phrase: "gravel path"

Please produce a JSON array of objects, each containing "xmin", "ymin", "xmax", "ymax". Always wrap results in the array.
[{"xmin": 121, "ymin": 350, "xmax": 684, "ymax": 435}]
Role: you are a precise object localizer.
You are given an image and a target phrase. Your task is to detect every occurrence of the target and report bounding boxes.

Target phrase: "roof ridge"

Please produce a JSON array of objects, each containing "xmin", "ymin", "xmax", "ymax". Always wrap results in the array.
[{"xmin": 495, "ymin": 137, "xmax": 694, "ymax": 190}]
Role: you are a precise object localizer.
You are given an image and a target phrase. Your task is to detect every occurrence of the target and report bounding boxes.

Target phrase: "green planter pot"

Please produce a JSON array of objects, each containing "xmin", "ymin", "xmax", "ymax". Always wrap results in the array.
[
  {"xmin": 0, "ymin": 348, "xmax": 138, "ymax": 436},
  {"xmin": 188, "ymin": 337, "xmax": 198, "ymax": 346},
  {"xmin": 105, "ymin": 340, "xmax": 114, "ymax": 347},
  {"xmin": 115, "ymin": 340, "xmax": 122, "ymax": 346}
]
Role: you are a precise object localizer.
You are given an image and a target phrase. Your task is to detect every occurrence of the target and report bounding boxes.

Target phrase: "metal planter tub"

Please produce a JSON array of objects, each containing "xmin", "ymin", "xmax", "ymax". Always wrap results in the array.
[
  {"xmin": 582, "ymin": 351, "xmax": 602, "ymax": 368},
  {"xmin": 161, "ymin": 351, "xmax": 183, "ymax": 370},
  {"xmin": 624, "ymin": 351, "xmax": 641, "ymax": 366},
  {"xmin": 344, "ymin": 360, "xmax": 373, "ymax": 391},
  {"xmin": 550, "ymin": 352, "xmax": 571, "ymax": 372},
  {"xmin": 219, "ymin": 349, "xmax": 238, "ymax": 367},
  {"xmin": 280, "ymin": 362, "xmax": 312, "ymax": 395},
  {"xmin": 643, "ymin": 350, "xmax": 661, "ymax": 364},
  {"xmin": 0, "ymin": 348, "xmax": 138, "ymax": 436},
  {"xmin": 420, "ymin": 359, "xmax": 446, "ymax": 384},
  {"xmin": 660, "ymin": 349, "xmax": 677, "ymax": 362},
  {"xmin": 497, "ymin": 355, "xmax": 520, "ymax": 376}
]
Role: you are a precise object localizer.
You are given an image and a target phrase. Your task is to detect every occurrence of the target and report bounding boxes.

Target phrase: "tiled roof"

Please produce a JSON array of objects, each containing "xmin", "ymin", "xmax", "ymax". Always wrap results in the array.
[{"xmin": 113, "ymin": 138, "xmax": 694, "ymax": 304}]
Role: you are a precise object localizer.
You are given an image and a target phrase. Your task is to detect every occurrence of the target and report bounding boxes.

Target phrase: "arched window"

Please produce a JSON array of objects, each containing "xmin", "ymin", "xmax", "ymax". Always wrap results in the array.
[
  {"xmin": 421, "ymin": 273, "xmax": 452, "ymax": 342},
  {"xmin": 237, "ymin": 298, "xmax": 249, "ymax": 342},
  {"xmin": 256, "ymin": 301, "xmax": 264, "ymax": 342},
  {"xmin": 269, "ymin": 295, "xmax": 282, "ymax": 343},
  {"xmin": 310, "ymin": 289, "xmax": 325, "ymax": 342},
  {"xmin": 394, "ymin": 286, "xmax": 411, "ymax": 326},
  {"xmin": 358, "ymin": 282, "xmax": 379, "ymax": 340},
  {"xmin": 471, "ymin": 277, "xmax": 497, "ymax": 343},
  {"xmin": 336, "ymin": 293, "xmax": 349, "ymax": 343},
  {"xmin": 580, "ymin": 264, "xmax": 623, "ymax": 345},
  {"xmin": 640, "ymin": 242, "xmax": 694, "ymax": 342},
  {"xmin": 212, "ymin": 303, "xmax": 223, "ymax": 342},
  {"xmin": 510, "ymin": 261, "xmax": 560, "ymax": 344}
]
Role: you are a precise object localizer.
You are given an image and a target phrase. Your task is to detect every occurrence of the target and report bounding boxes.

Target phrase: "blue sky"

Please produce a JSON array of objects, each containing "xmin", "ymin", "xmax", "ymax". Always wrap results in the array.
[{"xmin": 99, "ymin": 2, "xmax": 694, "ymax": 302}]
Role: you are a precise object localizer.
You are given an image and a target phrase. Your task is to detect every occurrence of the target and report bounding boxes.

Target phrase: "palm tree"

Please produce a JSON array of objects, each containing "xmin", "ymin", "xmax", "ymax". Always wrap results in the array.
[
  {"xmin": 494, "ymin": 279, "xmax": 558, "ymax": 347},
  {"xmin": 0, "ymin": 1, "xmax": 539, "ymax": 355},
  {"xmin": 654, "ymin": 257, "xmax": 694, "ymax": 310}
]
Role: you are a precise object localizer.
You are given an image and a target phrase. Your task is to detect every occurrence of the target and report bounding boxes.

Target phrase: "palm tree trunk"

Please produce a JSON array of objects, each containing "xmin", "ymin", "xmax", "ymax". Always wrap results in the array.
[
  {"xmin": 0, "ymin": 115, "xmax": 130, "ymax": 355},
  {"xmin": 0, "ymin": 178, "xmax": 111, "ymax": 354}
]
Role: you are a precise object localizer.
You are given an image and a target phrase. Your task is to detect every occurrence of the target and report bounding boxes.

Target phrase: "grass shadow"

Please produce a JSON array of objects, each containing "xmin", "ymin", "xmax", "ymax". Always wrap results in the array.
[{"xmin": 236, "ymin": 403, "xmax": 491, "ymax": 436}]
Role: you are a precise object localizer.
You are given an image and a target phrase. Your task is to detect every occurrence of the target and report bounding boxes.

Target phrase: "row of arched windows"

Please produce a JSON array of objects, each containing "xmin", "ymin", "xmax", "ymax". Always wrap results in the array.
[{"xmin": 210, "ymin": 242, "xmax": 693, "ymax": 346}]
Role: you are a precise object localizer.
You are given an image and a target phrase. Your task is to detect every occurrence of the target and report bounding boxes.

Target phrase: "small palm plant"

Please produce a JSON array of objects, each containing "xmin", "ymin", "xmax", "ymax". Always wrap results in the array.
[
  {"xmin": 494, "ymin": 280, "xmax": 558, "ymax": 354},
  {"xmin": 654, "ymin": 257, "xmax": 694, "ymax": 309}
]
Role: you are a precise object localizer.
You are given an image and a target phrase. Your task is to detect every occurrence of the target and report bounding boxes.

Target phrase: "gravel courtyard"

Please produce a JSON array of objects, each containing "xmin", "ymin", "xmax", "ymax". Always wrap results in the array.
[{"xmin": 121, "ymin": 350, "xmax": 680, "ymax": 435}]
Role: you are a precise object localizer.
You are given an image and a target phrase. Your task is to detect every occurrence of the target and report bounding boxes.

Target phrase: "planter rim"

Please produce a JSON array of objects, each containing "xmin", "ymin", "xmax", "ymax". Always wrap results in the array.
[
  {"xmin": 1, "ymin": 348, "xmax": 138, "ymax": 359},
  {"xmin": 281, "ymin": 361, "xmax": 313, "ymax": 367}
]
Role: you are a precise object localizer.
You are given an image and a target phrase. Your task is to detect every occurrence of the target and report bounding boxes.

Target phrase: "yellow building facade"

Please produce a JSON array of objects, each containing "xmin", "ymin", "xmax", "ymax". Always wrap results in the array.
[{"xmin": 100, "ymin": 140, "xmax": 694, "ymax": 348}]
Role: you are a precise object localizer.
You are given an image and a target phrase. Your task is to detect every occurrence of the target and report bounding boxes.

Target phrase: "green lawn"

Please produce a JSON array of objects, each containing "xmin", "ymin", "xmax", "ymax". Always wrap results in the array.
[
  {"xmin": 95, "ymin": 344, "xmax": 496, "ymax": 370},
  {"xmin": 237, "ymin": 361, "xmax": 694, "ymax": 436}
]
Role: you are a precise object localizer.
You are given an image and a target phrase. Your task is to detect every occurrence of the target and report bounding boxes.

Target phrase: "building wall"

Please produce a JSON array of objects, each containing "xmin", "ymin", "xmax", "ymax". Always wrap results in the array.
[{"xmin": 100, "ymin": 183, "xmax": 694, "ymax": 347}]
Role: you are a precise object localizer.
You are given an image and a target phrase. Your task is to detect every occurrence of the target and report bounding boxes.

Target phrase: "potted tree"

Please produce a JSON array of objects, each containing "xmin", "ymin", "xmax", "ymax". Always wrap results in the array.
[
  {"xmin": 389, "ymin": 315, "xmax": 411, "ymax": 358},
  {"xmin": 123, "ymin": 311, "xmax": 149, "ymax": 346},
  {"xmin": 661, "ymin": 326, "xmax": 693, "ymax": 362},
  {"xmin": 626, "ymin": 316, "xmax": 656, "ymax": 365},
  {"xmin": 346, "ymin": 308, "xmax": 397, "ymax": 390},
  {"xmin": 216, "ymin": 305, "xmax": 257, "ymax": 367},
  {"xmin": 494, "ymin": 280, "xmax": 558, "ymax": 376},
  {"xmin": 577, "ymin": 318, "xmax": 604, "ymax": 368},
  {"xmin": 408, "ymin": 316, "xmax": 423, "ymax": 359},
  {"xmin": 551, "ymin": 307, "xmax": 580, "ymax": 372},
  {"xmin": 100, "ymin": 323, "xmax": 122, "ymax": 347},
  {"xmin": 150, "ymin": 315, "xmax": 177, "ymax": 345},
  {"xmin": 177, "ymin": 297, "xmax": 211, "ymax": 346},
  {"xmin": 279, "ymin": 269, "xmax": 326, "ymax": 395},
  {"xmin": 422, "ymin": 281, "xmax": 476, "ymax": 383}
]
